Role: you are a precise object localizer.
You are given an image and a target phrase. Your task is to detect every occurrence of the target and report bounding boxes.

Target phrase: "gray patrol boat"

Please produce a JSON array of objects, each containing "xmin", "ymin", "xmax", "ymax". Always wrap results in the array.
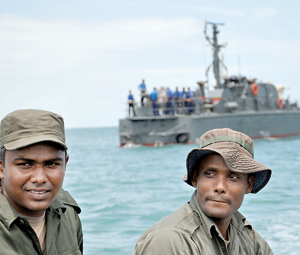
[{"xmin": 119, "ymin": 22, "xmax": 300, "ymax": 147}]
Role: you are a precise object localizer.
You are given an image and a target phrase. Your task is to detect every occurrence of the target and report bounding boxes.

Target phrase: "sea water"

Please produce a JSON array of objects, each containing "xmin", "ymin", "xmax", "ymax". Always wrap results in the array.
[{"xmin": 63, "ymin": 127, "xmax": 300, "ymax": 255}]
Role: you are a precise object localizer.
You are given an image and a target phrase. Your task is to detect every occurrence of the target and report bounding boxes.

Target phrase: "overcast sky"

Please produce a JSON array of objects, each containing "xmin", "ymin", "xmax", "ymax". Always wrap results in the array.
[{"xmin": 1, "ymin": 1, "xmax": 300, "ymax": 128}]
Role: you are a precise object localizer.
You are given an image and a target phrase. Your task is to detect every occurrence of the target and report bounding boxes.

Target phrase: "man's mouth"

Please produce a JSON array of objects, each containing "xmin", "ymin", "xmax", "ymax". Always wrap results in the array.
[
  {"xmin": 211, "ymin": 199, "xmax": 228, "ymax": 204},
  {"xmin": 30, "ymin": 190, "xmax": 47, "ymax": 194},
  {"xmin": 207, "ymin": 197, "xmax": 231, "ymax": 204},
  {"xmin": 28, "ymin": 190, "xmax": 49, "ymax": 195}
]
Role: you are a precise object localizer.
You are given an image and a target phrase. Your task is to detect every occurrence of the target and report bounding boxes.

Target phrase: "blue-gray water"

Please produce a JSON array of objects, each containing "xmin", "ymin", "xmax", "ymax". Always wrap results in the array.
[{"xmin": 63, "ymin": 127, "xmax": 300, "ymax": 255}]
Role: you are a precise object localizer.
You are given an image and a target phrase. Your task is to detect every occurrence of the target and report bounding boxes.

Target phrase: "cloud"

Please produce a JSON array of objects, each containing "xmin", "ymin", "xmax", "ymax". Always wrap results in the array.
[
  {"xmin": 0, "ymin": 15, "xmax": 199, "ymax": 53},
  {"xmin": 251, "ymin": 7, "xmax": 277, "ymax": 19},
  {"xmin": 0, "ymin": 14, "xmax": 201, "ymax": 77}
]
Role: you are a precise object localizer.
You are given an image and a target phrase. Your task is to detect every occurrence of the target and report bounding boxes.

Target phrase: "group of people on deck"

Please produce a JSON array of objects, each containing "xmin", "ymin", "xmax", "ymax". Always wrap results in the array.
[{"xmin": 128, "ymin": 79, "xmax": 197, "ymax": 117}]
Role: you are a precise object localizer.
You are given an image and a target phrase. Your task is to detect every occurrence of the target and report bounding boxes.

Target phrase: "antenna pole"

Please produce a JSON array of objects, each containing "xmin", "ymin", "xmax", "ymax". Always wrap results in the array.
[{"xmin": 204, "ymin": 21, "xmax": 226, "ymax": 88}]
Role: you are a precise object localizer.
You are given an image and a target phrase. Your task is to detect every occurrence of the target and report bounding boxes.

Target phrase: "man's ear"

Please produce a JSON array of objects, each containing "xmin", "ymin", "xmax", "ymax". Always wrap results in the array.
[
  {"xmin": 0, "ymin": 160, "xmax": 4, "ymax": 179},
  {"xmin": 191, "ymin": 171, "xmax": 198, "ymax": 188},
  {"xmin": 246, "ymin": 175, "xmax": 255, "ymax": 194},
  {"xmin": 66, "ymin": 154, "xmax": 69, "ymax": 164},
  {"xmin": 64, "ymin": 154, "xmax": 69, "ymax": 174}
]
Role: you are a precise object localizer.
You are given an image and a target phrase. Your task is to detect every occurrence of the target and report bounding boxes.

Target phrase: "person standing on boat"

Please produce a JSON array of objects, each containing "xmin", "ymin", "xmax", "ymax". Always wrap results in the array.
[
  {"xmin": 173, "ymin": 87, "xmax": 181, "ymax": 110},
  {"xmin": 135, "ymin": 128, "xmax": 274, "ymax": 255},
  {"xmin": 186, "ymin": 87, "xmax": 194, "ymax": 114},
  {"xmin": 138, "ymin": 79, "xmax": 147, "ymax": 107},
  {"xmin": 187, "ymin": 87, "xmax": 194, "ymax": 98},
  {"xmin": 150, "ymin": 87, "xmax": 159, "ymax": 116},
  {"xmin": 181, "ymin": 87, "xmax": 187, "ymax": 112},
  {"xmin": 181, "ymin": 87, "xmax": 186, "ymax": 100},
  {"xmin": 184, "ymin": 91, "xmax": 193, "ymax": 114},
  {"xmin": 0, "ymin": 109, "xmax": 83, "ymax": 255},
  {"xmin": 128, "ymin": 90, "xmax": 136, "ymax": 117},
  {"xmin": 165, "ymin": 87, "xmax": 174, "ymax": 115}
]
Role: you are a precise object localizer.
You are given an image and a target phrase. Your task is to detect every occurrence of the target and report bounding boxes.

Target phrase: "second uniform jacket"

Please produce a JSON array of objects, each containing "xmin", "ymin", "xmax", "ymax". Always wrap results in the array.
[{"xmin": 135, "ymin": 190, "xmax": 274, "ymax": 255}]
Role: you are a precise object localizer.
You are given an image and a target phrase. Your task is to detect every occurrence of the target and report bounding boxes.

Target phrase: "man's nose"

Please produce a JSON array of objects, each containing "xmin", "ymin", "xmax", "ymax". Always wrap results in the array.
[
  {"xmin": 30, "ymin": 165, "xmax": 48, "ymax": 184},
  {"xmin": 214, "ymin": 176, "xmax": 227, "ymax": 194}
]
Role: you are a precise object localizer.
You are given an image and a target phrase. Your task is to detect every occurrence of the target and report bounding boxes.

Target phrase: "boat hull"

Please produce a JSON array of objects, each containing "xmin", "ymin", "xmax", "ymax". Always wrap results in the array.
[{"xmin": 119, "ymin": 110, "xmax": 300, "ymax": 146}]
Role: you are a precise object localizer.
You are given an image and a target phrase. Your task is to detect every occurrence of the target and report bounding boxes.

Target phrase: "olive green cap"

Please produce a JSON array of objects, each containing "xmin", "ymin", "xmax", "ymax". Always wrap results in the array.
[{"xmin": 0, "ymin": 109, "xmax": 67, "ymax": 150}]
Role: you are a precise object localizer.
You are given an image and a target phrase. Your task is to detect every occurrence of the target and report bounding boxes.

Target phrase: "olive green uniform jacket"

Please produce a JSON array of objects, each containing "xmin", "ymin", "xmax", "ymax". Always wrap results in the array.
[
  {"xmin": 135, "ymin": 191, "xmax": 273, "ymax": 255},
  {"xmin": 0, "ymin": 189, "xmax": 83, "ymax": 255}
]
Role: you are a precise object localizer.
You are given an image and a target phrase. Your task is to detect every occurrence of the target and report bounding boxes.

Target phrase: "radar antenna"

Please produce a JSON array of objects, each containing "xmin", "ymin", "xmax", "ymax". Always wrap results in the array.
[{"xmin": 204, "ymin": 21, "xmax": 227, "ymax": 88}]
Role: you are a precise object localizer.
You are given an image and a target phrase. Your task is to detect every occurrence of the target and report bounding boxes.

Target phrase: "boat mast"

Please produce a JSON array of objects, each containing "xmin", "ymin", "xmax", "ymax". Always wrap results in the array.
[{"xmin": 204, "ymin": 21, "xmax": 226, "ymax": 88}]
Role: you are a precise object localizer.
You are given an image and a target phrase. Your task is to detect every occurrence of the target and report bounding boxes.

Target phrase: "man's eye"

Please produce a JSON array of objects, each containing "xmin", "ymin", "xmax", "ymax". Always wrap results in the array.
[
  {"xmin": 204, "ymin": 171, "xmax": 214, "ymax": 176},
  {"xmin": 46, "ymin": 162, "xmax": 60, "ymax": 167},
  {"xmin": 229, "ymin": 174, "xmax": 240, "ymax": 180},
  {"xmin": 17, "ymin": 162, "xmax": 31, "ymax": 167}
]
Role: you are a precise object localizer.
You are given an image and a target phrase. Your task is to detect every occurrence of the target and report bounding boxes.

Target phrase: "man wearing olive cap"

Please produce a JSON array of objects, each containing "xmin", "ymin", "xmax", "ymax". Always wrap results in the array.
[
  {"xmin": 0, "ymin": 109, "xmax": 83, "ymax": 255},
  {"xmin": 135, "ymin": 128, "xmax": 274, "ymax": 255}
]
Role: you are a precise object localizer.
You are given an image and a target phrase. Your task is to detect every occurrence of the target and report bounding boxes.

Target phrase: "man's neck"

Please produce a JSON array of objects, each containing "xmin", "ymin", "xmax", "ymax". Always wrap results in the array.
[{"xmin": 212, "ymin": 217, "xmax": 231, "ymax": 240}]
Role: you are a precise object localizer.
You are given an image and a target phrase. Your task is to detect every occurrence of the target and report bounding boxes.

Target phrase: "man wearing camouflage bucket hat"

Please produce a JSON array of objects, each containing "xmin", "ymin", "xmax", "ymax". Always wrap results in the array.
[
  {"xmin": 135, "ymin": 128, "xmax": 274, "ymax": 255},
  {"xmin": 0, "ymin": 109, "xmax": 83, "ymax": 255}
]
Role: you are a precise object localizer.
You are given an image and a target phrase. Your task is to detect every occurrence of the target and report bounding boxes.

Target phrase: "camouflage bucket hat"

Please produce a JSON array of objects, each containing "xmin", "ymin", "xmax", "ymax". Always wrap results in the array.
[
  {"xmin": 0, "ymin": 109, "xmax": 67, "ymax": 150},
  {"xmin": 184, "ymin": 128, "xmax": 271, "ymax": 193}
]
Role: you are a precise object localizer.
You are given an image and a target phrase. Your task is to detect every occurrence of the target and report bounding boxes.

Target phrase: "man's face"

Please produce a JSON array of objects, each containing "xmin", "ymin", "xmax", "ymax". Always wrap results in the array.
[
  {"xmin": 192, "ymin": 153, "xmax": 254, "ymax": 225},
  {"xmin": 0, "ymin": 143, "xmax": 68, "ymax": 217}
]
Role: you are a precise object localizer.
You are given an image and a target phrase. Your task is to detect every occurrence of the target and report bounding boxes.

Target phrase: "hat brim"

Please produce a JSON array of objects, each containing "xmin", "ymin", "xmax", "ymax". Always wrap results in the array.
[
  {"xmin": 4, "ymin": 134, "xmax": 68, "ymax": 150},
  {"xmin": 185, "ymin": 142, "xmax": 271, "ymax": 193}
]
